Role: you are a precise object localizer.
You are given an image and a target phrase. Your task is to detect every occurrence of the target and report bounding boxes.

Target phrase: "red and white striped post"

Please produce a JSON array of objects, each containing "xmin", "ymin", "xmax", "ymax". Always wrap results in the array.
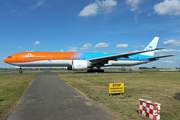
[{"xmin": 139, "ymin": 99, "xmax": 161, "ymax": 120}]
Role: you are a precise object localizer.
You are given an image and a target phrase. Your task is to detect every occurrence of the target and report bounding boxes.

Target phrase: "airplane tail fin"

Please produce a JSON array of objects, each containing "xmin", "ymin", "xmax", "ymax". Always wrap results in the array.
[{"xmin": 141, "ymin": 37, "xmax": 159, "ymax": 56}]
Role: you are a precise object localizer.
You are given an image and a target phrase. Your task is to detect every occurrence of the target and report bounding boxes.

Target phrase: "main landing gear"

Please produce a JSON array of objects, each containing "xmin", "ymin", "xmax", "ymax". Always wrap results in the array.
[
  {"xmin": 19, "ymin": 68, "xmax": 23, "ymax": 74},
  {"xmin": 87, "ymin": 66, "xmax": 104, "ymax": 72},
  {"xmin": 87, "ymin": 67, "xmax": 104, "ymax": 72}
]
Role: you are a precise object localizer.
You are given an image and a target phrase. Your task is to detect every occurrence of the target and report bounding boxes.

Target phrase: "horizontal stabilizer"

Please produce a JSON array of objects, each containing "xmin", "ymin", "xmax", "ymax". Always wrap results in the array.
[
  {"xmin": 154, "ymin": 48, "xmax": 165, "ymax": 50},
  {"xmin": 148, "ymin": 55, "xmax": 174, "ymax": 60}
]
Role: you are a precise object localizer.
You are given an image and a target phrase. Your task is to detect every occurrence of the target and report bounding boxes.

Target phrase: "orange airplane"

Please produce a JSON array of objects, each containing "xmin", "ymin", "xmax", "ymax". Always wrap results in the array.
[{"xmin": 4, "ymin": 37, "xmax": 173, "ymax": 73}]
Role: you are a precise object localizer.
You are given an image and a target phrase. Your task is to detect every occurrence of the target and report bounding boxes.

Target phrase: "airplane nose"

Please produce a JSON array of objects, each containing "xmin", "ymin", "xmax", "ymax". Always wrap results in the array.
[{"xmin": 4, "ymin": 58, "xmax": 8, "ymax": 63}]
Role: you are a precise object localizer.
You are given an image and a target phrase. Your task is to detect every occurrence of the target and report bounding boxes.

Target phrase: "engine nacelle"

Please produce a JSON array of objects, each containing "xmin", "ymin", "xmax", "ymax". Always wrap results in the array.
[{"xmin": 72, "ymin": 60, "xmax": 89, "ymax": 70}]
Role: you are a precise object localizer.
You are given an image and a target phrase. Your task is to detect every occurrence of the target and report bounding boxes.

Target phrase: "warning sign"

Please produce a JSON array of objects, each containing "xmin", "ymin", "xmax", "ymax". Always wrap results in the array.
[{"xmin": 109, "ymin": 83, "xmax": 124, "ymax": 94}]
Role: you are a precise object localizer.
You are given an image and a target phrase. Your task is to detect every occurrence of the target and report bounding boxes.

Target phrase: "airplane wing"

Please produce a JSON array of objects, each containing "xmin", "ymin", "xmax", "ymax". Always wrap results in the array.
[
  {"xmin": 147, "ymin": 55, "xmax": 175, "ymax": 60},
  {"xmin": 89, "ymin": 48, "xmax": 164, "ymax": 63}
]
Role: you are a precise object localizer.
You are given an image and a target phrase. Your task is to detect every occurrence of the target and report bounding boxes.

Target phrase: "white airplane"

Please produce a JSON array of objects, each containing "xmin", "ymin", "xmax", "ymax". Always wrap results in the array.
[{"xmin": 4, "ymin": 37, "xmax": 174, "ymax": 73}]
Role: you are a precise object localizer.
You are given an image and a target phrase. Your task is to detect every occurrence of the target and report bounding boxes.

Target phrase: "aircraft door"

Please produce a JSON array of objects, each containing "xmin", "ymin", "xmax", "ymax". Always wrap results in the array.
[{"xmin": 19, "ymin": 55, "xmax": 24, "ymax": 62}]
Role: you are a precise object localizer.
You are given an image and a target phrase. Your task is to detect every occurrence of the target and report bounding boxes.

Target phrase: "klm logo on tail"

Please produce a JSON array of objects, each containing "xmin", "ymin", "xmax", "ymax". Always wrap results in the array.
[
  {"xmin": 141, "ymin": 37, "xmax": 159, "ymax": 56},
  {"xmin": 146, "ymin": 45, "xmax": 153, "ymax": 50}
]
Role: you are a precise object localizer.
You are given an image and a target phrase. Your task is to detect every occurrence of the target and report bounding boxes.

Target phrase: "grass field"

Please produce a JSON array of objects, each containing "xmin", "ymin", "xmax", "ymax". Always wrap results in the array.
[
  {"xmin": 0, "ymin": 70, "xmax": 43, "ymax": 73},
  {"xmin": 0, "ymin": 75, "xmax": 36, "ymax": 119},
  {"xmin": 52, "ymin": 69, "xmax": 160, "ymax": 73},
  {"xmin": 0, "ymin": 68, "xmax": 178, "ymax": 74},
  {"xmin": 59, "ymin": 72, "xmax": 180, "ymax": 120}
]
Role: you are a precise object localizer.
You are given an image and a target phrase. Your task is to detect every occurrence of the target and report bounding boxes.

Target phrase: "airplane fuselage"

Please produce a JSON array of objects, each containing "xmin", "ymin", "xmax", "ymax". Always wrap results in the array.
[{"xmin": 4, "ymin": 52, "xmax": 157, "ymax": 68}]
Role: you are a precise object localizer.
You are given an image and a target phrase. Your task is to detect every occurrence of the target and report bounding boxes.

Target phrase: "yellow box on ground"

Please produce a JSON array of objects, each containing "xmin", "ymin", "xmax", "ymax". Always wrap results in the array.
[{"xmin": 109, "ymin": 83, "xmax": 124, "ymax": 94}]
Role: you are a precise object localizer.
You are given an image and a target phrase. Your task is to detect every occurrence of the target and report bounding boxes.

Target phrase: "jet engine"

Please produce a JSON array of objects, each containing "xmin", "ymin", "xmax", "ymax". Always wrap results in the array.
[
  {"xmin": 73, "ymin": 60, "xmax": 89, "ymax": 70},
  {"xmin": 67, "ymin": 60, "xmax": 90, "ymax": 70}
]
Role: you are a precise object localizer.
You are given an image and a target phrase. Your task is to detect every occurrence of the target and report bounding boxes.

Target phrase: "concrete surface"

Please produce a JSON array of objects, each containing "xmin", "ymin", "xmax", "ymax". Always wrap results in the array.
[{"xmin": 7, "ymin": 75, "xmax": 118, "ymax": 120}]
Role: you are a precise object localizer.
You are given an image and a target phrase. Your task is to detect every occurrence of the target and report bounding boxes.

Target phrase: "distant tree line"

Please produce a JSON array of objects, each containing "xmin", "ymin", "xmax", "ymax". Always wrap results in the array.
[{"xmin": 139, "ymin": 67, "xmax": 157, "ymax": 69}]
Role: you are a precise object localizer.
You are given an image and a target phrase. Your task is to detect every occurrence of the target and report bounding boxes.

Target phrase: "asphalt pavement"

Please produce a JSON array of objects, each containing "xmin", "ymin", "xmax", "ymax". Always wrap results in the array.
[{"xmin": 7, "ymin": 74, "xmax": 118, "ymax": 120}]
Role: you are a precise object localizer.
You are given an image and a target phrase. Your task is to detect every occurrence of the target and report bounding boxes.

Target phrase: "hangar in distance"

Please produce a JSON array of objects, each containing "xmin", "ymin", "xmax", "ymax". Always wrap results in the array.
[{"xmin": 4, "ymin": 37, "xmax": 174, "ymax": 73}]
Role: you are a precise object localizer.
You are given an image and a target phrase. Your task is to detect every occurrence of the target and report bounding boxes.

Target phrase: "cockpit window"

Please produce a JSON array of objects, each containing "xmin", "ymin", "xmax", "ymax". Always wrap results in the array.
[{"xmin": 7, "ymin": 56, "xmax": 12, "ymax": 58}]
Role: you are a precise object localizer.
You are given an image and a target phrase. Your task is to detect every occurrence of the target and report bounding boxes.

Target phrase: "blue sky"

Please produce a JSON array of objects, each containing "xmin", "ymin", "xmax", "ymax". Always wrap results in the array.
[{"xmin": 1, "ymin": 0, "xmax": 180, "ymax": 68}]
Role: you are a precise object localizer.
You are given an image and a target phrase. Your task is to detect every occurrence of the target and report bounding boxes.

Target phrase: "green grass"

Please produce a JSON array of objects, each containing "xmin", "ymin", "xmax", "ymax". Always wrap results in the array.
[
  {"xmin": 0, "ymin": 70, "xmax": 43, "ymax": 73},
  {"xmin": 0, "ymin": 75, "xmax": 36, "ymax": 119},
  {"xmin": 104, "ymin": 69, "xmax": 160, "ymax": 72},
  {"xmin": 52, "ymin": 69, "xmax": 178, "ymax": 73},
  {"xmin": 59, "ymin": 72, "xmax": 180, "ymax": 120},
  {"xmin": 1, "ymin": 68, "xmax": 178, "ymax": 74}
]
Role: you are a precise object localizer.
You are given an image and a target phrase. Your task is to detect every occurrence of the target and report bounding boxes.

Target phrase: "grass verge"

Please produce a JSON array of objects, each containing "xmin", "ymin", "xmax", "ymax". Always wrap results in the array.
[
  {"xmin": 59, "ymin": 72, "xmax": 180, "ymax": 120},
  {"xmin": 0, "ymin": 70, "xmax": 43, "ymax": 73},
  {"xmin": 0, "ymin": 75, "xmax": 36, "ymax": 119}
]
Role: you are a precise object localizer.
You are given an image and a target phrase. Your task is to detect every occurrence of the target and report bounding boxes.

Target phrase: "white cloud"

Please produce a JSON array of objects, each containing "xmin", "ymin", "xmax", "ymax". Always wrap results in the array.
[
  {"xmin": 34, "ymin": 41, "xmax": 41, "ymax": 45},
  {"xmin": 67, "ymin": 47, "xmax": 78, "ymax": 52},
  {"xmin": 154, "ymin": 0, "xmax": 180, "ymax": 16},
  {"xmin": 103, "ymin": 52, "xmax": 108, "ymax": 54},
  {"xmin": 126, "ymin": 0, "xmax": 141, "ymax": 11},
  {"xmin": 116, "ymin": 44, "xmax": 128, "ymax": 48},
  {"xmin": 30, "ymin": 0, "xmax": 46, "ymax": 10},
  {"xmin": 133, "ymin": 50, "xmax": 139, "ymax": 52},
  {"xmin": 162, "ymin": 60, "xmax": 174, "ymax": 63},
  {"xmin": 0, "ymin": 57, "xmax": 5, "ymax": 61},
  {"xmin": 18, "ymin": 47, "xmax": 23, "ymax": 49},
  {"xmin": 92, "ymin": 51, "xmax": 97, "ymax": 53},
  {"xmin": 155, "ymin": 49, "xmax": 180, "ymax": 55},
  {"xmin": 147, "ymin": 13, "xmax": 151, "ymax": 16},
  {"xmin": 5, "ymin": 48, "xmax": 10, "ymax": 50},
  {"xmin": 176, "ymin": 30, "xmax": 180, "ymax": 33},
  {"xmin": 109, "ymin": 31, "xmax": 127, "ymax": 34},
  {"xmin": 95, "ymin": 43, "xmax": 110, "ymax": 48},
  {"xmin": 134, "ymin": 14, "xmax": 138, "ymax": 24},
  {"xmin": 97, "ymin": 0, "xmax": 118, "ymax": 13},
  {"xmin": 26, "ymin": 50, "xmax": 34, "ymax": 52},
  {"xmin": 11, "ymin": 9, "xmax": 17, "ymax": 13},
  {"xmin": 80, "ymin": 43, "xmax": 92, "ymax": 50},
  {"xmin": 78, "ymin": 3, "xmax": 98, "ymax": 16},
  {"xmin": 142, "ymin": 45, "xmax": 145, "ymax": 48},
  {"xmin": 78, "ymin": 0, "xmax": 117, "ymax": 17},
  {"xmin": 59, "ymin": 49, "xmax": 64, "ymax": 52},
  {"xmin": 163, "ymin": 39, "xmax": 180, "ymax": 46}
]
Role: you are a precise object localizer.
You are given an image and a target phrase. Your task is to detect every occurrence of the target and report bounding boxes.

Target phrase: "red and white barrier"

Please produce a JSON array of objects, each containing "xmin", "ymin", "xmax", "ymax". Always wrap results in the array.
[{"xmin": 139, "ymin": 99, "xmax": 161, "ymax": 120}]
